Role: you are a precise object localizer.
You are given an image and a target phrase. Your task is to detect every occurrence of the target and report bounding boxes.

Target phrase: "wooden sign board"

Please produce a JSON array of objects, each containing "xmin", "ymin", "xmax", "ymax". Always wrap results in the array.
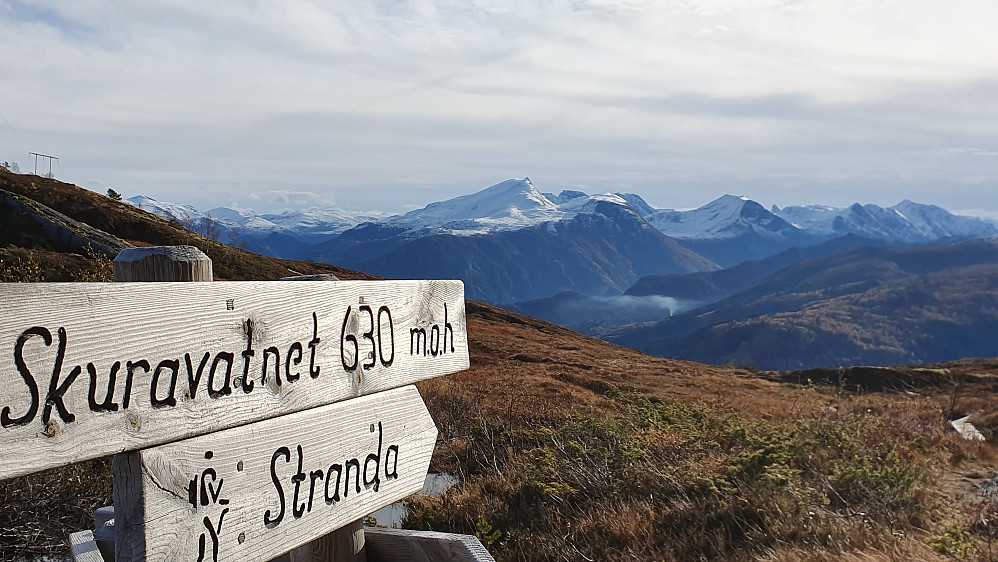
[
  {"xmin": 113, "ymin": 385, "xmax": 436, "ymax": 562},
  {"xmin": 0, "ymin": 280, "xmax": 468, "ymax": 479}
]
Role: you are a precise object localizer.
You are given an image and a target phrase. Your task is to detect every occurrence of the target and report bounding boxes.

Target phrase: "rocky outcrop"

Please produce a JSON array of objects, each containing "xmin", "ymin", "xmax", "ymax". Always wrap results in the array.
[{"xmin": 0, "ymin": 188, "xmax": 130, "ymax": 258}]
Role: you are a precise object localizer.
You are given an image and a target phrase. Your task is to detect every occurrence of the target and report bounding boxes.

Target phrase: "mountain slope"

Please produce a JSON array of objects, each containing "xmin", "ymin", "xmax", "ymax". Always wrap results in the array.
[
  {"xmin": 509, "ymin": 235, "xmax": 889, "ymax": 333},
  {"xmin": 316, "ymin": 198, "xmax": 719, "ymax": 303},
  {"xmin": 126, "ymin": 180, "xmax": 998, "ymax": 296},
  {"xmin": 625, "ymin": 234, "xmax": 889, "ymax": 302},
  {"xmin": 0, "ymin": 169, "xmax": 354, "ymax": 281},
  {"xmin": 129, "ymin": 195, "xmax": 382, "ymax": 255},
  {"xmin": 607, "ymin": 239, "xmax": 998, "ymax": 370},
  {"xmin": 646, "ymin": 195, "xmax": 820, "ymax": 266}
]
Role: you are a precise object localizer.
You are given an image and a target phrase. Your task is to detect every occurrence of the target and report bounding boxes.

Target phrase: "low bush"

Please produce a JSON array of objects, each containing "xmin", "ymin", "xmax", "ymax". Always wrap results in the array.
[{"xmin": 410, "ymin": 389, "xmax": 980, "ymax": 561}]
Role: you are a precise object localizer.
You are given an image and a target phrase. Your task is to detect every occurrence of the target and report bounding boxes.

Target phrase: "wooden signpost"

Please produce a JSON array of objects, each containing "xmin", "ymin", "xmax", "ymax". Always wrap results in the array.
[{"xmin": 2, "ymin": 246, "xmax": 487, "ymax": 561}]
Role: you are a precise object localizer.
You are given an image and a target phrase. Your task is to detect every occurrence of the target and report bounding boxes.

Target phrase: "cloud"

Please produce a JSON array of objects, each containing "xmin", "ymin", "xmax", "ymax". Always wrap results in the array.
[
  {"xmin": 245, "ymin": 190, "xmax": 327, "ymax": 208},
  {"xmin": 1, "ymin": 0, "xmax": 997, "ymax": 213}
]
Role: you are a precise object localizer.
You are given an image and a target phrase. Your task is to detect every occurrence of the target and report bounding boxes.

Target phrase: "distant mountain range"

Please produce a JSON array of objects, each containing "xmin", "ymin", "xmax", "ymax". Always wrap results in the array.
[
  {"xmin": 602, "ymin": 239, "xmax": 998, "ymax": 370},
  {"xmin": 6, "ymin": 162, "xmax": 998, "ymax": 373},
  {"xmin": 130, "ymin": 177, "xmax": 998, "ymax": 304}
]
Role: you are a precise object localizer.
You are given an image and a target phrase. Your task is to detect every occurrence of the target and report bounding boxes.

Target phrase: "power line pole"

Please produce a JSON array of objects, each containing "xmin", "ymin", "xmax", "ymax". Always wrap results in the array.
[{"xmin": 28, "ymin": 152, "xmax": 58, "ymax": 178}]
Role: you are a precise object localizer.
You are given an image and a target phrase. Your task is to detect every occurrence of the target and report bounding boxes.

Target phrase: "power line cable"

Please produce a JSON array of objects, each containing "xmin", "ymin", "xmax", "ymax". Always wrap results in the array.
[
  {"xmin": 0, "ymin": 107, "xmax": 31, "ymax": 151},
  {"xmin": 0, "ymin": 123, "xmax": 22, "ymax": 159},
  {"xmin": 0, "ymin": 135, "xmax": 20, "ymax": 160}
]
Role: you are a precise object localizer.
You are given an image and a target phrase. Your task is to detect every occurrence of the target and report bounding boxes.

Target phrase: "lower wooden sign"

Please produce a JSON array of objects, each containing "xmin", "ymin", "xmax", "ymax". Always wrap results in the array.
[{"xmin": 113, "ymin": 385, "xmax": 437, "ymax": 562}]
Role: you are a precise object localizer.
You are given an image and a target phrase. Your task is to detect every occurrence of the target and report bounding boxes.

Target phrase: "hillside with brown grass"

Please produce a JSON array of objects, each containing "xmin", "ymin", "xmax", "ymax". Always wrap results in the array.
[{"xmin": 2, "ymin": 170, "xmax": 998, "ymax": 561}]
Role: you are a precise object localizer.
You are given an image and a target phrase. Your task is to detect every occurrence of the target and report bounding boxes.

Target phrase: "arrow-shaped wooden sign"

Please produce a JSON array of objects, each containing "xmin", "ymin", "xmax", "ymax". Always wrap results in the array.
[{"xmin": 113, "ymin": 385, "xmax": 437, "ymax": 562}]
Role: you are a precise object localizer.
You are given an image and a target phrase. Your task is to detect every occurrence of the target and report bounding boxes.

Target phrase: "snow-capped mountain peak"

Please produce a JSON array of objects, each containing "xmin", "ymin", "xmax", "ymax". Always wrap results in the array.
[
  {"xmin": 387, "ymin": 177, "xmax": 564, "ymax": 233},
  {"xmin": 644, "ymin": 194, "xmax": 799, "ymax": 240}
]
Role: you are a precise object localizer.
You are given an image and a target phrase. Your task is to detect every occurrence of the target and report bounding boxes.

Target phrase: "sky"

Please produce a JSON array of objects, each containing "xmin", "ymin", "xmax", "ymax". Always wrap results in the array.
[{"xmin": 1, "ymin": 0, "xmax": 997, "ymax": 215}]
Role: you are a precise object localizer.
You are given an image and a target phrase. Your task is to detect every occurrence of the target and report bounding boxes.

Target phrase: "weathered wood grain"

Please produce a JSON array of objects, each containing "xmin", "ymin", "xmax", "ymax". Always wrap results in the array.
[
  {"xmin": 0, "ymin": 280, "xmax": 468, "ymax": 479},
  {"xmin": 114, "ymin": 385, "xmax": 436, "ymax": 562},
  {"xmin": 364, "ymin": 528, "xmax": 496, "ymax": 562},
  {"xmin": 69, "ymin": 530, "xmax": 106, "ymax": 562},
  {"xmin": 272, "ymin": 520, "xmax": 366, "ymax": 562}
]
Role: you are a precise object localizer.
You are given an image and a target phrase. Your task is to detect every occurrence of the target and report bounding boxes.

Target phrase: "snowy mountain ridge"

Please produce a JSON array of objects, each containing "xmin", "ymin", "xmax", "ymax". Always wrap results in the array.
[
  {"xmin": 128, "ymin": 195, "xmax": 384, "ymax": 246},
  {"xmin": 773, "ymin": 200, "xmax": 998, "ymax": 243},
  {"xmin": 128, "ymin": 178, "xmax": 998, "ymax": 260},
  {"xmin": 647, "ymin": 195, "xmax": 802, "ymax": 241}
]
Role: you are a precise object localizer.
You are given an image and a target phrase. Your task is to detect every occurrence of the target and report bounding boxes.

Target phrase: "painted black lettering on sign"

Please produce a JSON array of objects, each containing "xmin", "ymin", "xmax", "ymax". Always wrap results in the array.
[
  {"xmin": 360, "ymin": 305, "xmax": 376, "ymax": 369},
  {"xmin": 378, "ymin": 306, "xmax": 394, "ymax": 367},
  {"xmin": 262, "ymin": 347, "xmax": 281, "ymax": 387},
  {"xmin": 1, "ymin": 327, "xmax": 48, "ymax": 427},
  {"xmin": 308, "ymin": 312, "xmax": 321, "ymax": 379},
  {"xmin": 87, "ymin": 362, "xmax": 120, "ymax": 412},
  {"xmin": 41, "ymin": 328, "xmax": 75, "ymax": 424},
  {"xmin": 344, "ymin": 458, "xmax": 361, "ymax": 498},
  {"xmin": 264, "ymin": 421, "xmax": 402, "ymax": 529},
  {"xmin": 341, "ymin": 305, "xmax": 358, "ymax": 372},
  {"xmin": 325, "ymin": 463, "xmax": 343, "ymax": 504},
  {"xmin": 291, "ymin": 444, "xmax": 307, "ymax": 519},
  {"xmin": 285, "ymin": 342, "xmax": 303, "ymax": 383},
  {"xmin": 185, "ymin": 352, "xmax": 210, "ymax": 400},
  {"xmin": 307, "ymin": 469, "xmax": 324, "ymax": 513},
  {"xmin": 409, "ymin": 303, "xmax": 455, "ymax": 357},
  {"xmin": 240, "ymin": 319, "xmax": 255, "ymax": 394},
  {"xmin": 151, "ymin": 359, "xmax": 179, "ymax": 408},
  {"xmin": 2, "ymin": 313, "xmax": 323, "ymax": 429},
  {"xmin": 264, "ymin": 446, "xmax": 290, "ymax": 528},
  {"xmin": 364, "ymin": 421, "xmax": 383, "ymax": 492},
  {"xmin": 208, "ymin": 353, "xmax": 233, "ymax": 398},
  {"xmin": 342, "ymin": 304, "xmax": 395, "ymax": 371},
  {"xmin": 123, "ymin": 360, "xmax": 150, "ymax": 410}
]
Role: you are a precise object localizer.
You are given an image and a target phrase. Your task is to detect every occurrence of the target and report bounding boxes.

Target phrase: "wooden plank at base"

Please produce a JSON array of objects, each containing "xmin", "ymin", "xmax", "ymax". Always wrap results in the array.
[
  {"xmin": 114, "ymin": 385, "xmax": 436, "ymax": 562},
  {"xmin": 0, "ymin": 280, "xmax": 467, "ymax": 479},
  {"xmin": 69, "ymin": 530, "xmax": 106, "ymax": 562},
  {"xmin": 364, "ymin": 528, "xmax": 496, "ymax": 562}
]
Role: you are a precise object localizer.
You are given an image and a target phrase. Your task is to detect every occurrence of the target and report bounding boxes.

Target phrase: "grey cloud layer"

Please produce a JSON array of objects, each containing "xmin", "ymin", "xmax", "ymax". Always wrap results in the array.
[{"xmin": 0, "ymin": 0, "xmax": 996, "ymax": 212}]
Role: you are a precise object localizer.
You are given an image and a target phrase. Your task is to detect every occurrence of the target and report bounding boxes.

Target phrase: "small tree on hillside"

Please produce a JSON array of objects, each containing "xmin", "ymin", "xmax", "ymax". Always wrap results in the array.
[
  {"xmin": 227, "ymin": 228, "xmax": 251, "ymax": 251},
  {"xmin": 200, "ymin": 216, "xmax": 222, "ymax": 242},
  {"xmin": 107, "ymin": 188, "xmax": 122, "ymax": 201}
]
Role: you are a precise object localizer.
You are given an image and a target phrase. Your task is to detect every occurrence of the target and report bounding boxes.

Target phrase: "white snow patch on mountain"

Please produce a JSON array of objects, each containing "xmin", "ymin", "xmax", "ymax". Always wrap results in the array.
[
  {"xmin": 128, "ymin": 195, "xmax": 205, "ymax": 226},
  {"xmin": 646, "ymin": 194, "xmax": 793, "ymax": 240},
  {"xmin": 773, "ymin": 201, "xmax": 998, "ymax": 242},
  {"xmin": 386, "ymin": 177, "xmax": 565, "ymax": 234}
]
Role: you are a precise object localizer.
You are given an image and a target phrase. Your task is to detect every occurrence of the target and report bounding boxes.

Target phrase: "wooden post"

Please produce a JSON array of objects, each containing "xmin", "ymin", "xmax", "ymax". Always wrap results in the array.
[
  {"xmin": 276, "ymin": 521, "xmax": 365, "ymax": 562},
  {"xmin": 112, "ymin": 245, "xmax": 211, "ymax": 561},
  {"xmin": 113, "ymin": 245, "xmax": 212, "ymax": 282}
]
